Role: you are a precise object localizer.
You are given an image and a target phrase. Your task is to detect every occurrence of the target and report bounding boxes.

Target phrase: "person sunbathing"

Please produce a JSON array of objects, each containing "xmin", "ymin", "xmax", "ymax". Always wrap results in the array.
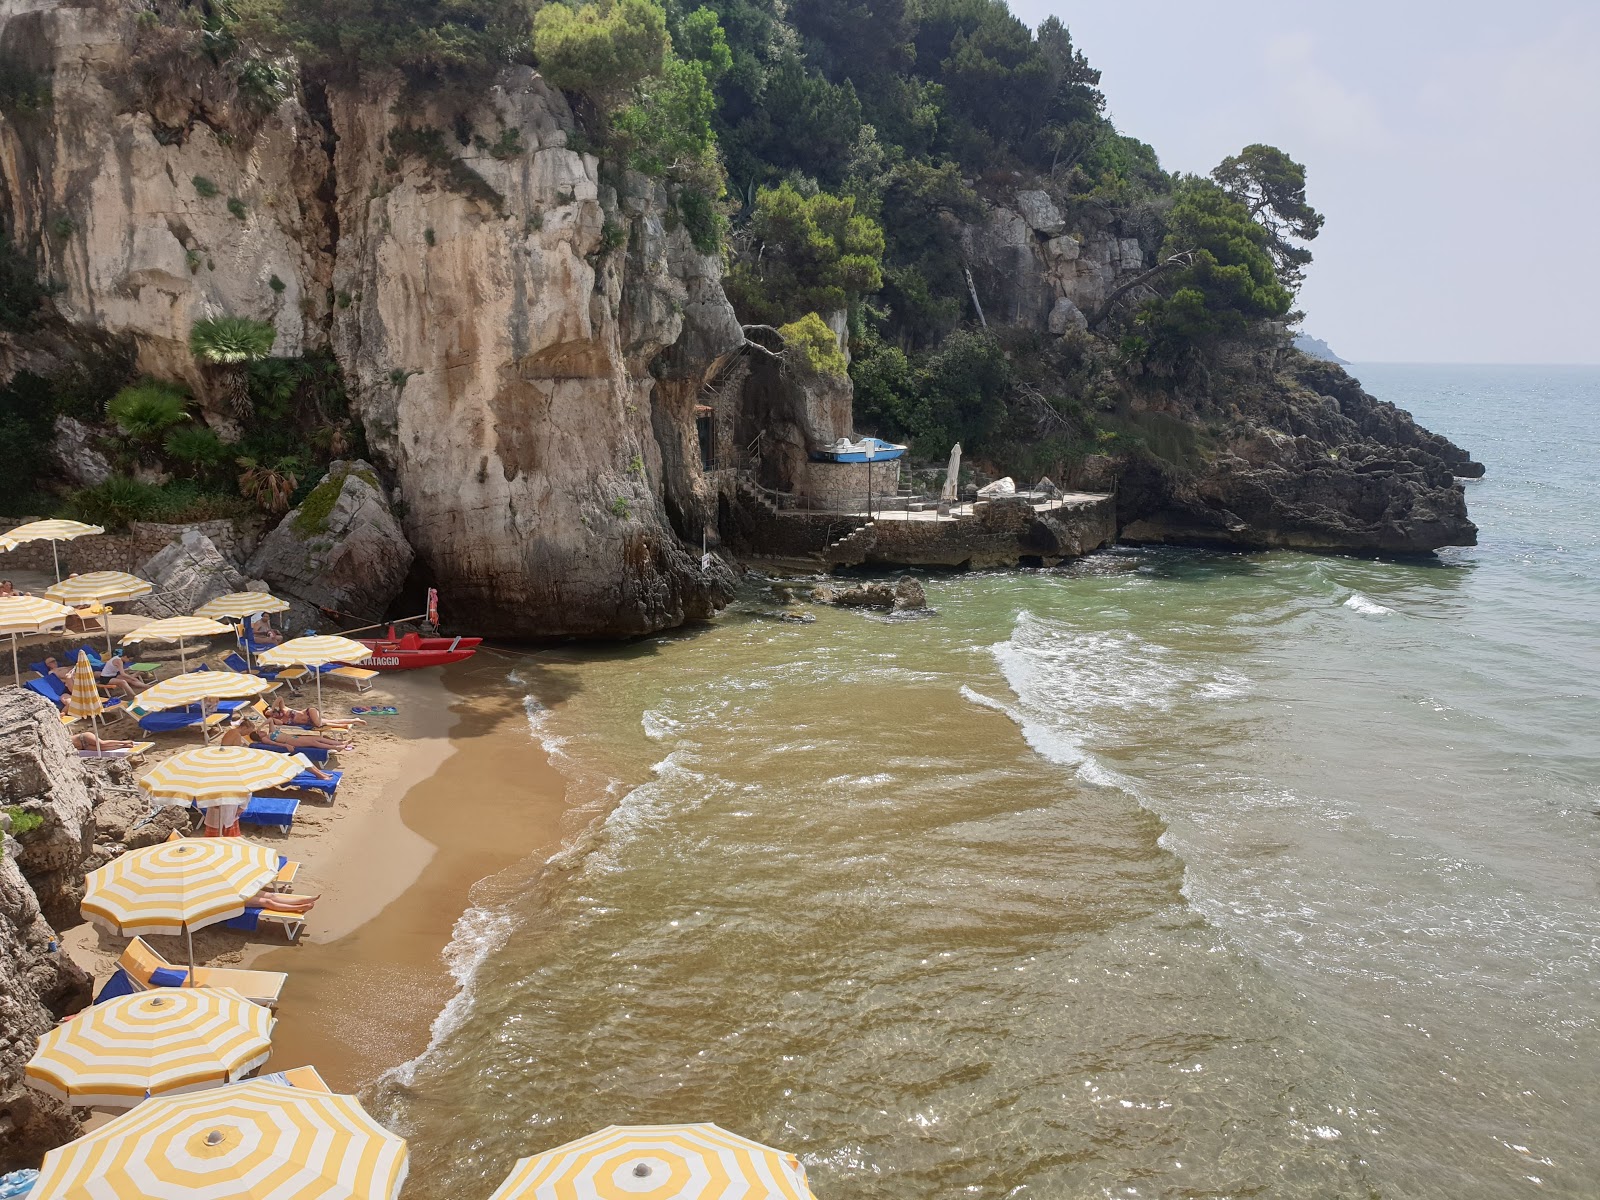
[
  {"xmin": 241, "ymin": 716, "xmax": 353, "ymax": 754},
  {"xmin": 245, "ymin": 890, "xmax": 319, "ymax": 913},
  {"xmin": 249, "ymin": 614, "xmax": 284, "ymax": 647},
  {"xmin": 42, "ymin": 656, "xmax": 74, "ymax": 685},
  {"xmin": 264, "ymin": 699, "xmax": 364, "ymax": 730},
  {"xmin": 218, "ymin": 720, "xmax": 337, "ymax": 779},
  {"xmin": 71, "ymin": 732, "xmax": 141, "ymax": 751},
  {"xmin": 0, "ymin": 580, "xmax": 15, "ymax": 597}
]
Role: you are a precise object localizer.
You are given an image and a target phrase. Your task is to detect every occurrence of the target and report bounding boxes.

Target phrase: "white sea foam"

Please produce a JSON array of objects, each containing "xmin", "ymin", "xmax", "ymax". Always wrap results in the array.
[
  {"xmin": 381, "ymin": 903, "xmax": 516, "ymax": 1088},
  {"xmin": 1343, "ymin": 592, "xmax": 1394, "ymax": 616},
  {"xmin": 641, "ymin": 709, "xmax": 682, "ymax": 740}
]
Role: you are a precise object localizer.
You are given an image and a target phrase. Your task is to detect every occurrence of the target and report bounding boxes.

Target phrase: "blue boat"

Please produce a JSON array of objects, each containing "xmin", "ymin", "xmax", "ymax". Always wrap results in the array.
[{"xmin": 813, "ymin": 436, "xmax": 907, "ymax": 463}]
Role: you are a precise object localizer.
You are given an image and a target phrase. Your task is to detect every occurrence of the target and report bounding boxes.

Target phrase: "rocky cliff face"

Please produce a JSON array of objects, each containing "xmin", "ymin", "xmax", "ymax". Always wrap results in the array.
[
  {"xmin": 0, "ymin": 690, "xmax": 189, "ymax": 1169},
  {"xmin": 964, "ymin": 185, "xmax": 1480, "ymax": 554},
  {"xmin": 0, "ymin": 0, "xmax": 738, "ymax": 637}
]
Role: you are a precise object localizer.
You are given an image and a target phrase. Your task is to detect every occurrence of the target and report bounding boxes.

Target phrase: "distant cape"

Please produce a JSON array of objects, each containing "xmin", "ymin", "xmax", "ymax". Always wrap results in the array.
[{"xmin": 1293, "ymin": 334, "xmax": 1348, "ymax": 364}]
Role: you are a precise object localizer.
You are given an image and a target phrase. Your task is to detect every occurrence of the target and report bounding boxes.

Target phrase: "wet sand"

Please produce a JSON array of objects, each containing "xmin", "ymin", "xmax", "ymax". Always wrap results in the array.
[
  {"xmin": 65, "ymin": 650, "xmax": 574, "ymax": 1093},
  {"xmin": 256, "ymin": 655, "xmax": 571, "ymax": 1090}
]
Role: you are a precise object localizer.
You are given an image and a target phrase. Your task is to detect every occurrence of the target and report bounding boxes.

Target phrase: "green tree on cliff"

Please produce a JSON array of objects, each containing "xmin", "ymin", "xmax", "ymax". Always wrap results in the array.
[
  {"xmin": 1212, "ymin": 144, "xmax": 1323, "ymax": 289},
  {"xmin": 1141, "ymin": 178, "xmax": 1293, "ymax": 347},
  {"xmin": 723, "ymin": 182, "xmax": 885, "ymax": 326},
  {"xmin": 532, "ymin": 0, "xmax": 667, "ymax": 105}
]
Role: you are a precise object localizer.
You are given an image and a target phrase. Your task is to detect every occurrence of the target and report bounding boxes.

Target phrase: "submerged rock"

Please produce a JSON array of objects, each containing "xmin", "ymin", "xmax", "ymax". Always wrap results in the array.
[{"xmin": 815, "ymin": 575, "xmax": 928, "ymax": 611}]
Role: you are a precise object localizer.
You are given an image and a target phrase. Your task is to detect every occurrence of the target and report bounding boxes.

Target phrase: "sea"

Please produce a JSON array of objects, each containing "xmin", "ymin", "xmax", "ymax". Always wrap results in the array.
[{"xmin": 372, "ymin": 364, "xmax": 1600, "ymax": 1199}]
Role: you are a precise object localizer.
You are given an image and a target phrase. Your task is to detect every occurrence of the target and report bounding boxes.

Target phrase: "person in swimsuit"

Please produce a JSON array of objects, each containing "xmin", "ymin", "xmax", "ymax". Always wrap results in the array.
[{"xmin": 264, "ymin": 698, "xmax": 364, "ymax": 730}]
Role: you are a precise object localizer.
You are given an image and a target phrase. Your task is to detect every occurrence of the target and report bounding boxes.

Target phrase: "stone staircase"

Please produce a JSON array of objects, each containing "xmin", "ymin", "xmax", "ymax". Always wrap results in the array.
[{"xmin": 822, "ymin": 519, "xmax": 877, "ymax": 566}]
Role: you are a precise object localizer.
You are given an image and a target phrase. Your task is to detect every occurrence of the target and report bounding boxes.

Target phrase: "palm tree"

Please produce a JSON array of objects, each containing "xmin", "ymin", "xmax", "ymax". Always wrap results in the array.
[{"xmin": 188, "ymin": 316, "xmax": 277, "ymax": 419}]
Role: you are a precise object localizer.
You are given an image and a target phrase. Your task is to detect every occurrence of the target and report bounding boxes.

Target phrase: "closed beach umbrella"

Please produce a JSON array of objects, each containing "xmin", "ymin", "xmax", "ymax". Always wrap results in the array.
[
  {"xmin": 488, "ymin": 1124, "xmax": 816, "ymax": 1200},
  {"xmin": 46, "ymin": 571, "xmax": 154, "ymax": 654},
  {"xmin": 139, "ymin": 746, "xmax": 311, "ymax": 807},
  {"xmin": 134, "ymin": 671, "xmax": 274, "ymax": 741},
  {"xmin": 259, "ymin": 635, "xmax": 371, "ymax": 707},
  {"xmin": 941, "ymin": 441, "xmax": 962, "ymax": 505},
  {"xmin": 82, "ymin": 837, "xmax": 280, "ymax": 969},
  {"xmin": 26, "ymin": 987, "xmax": 275, "ymax": 1109},
  {"xmin": 124, "ymin": 615, "xmax": 232, "ymax": 670},
  {"xmin": 0, "ymin": 594, "xmax": 73, "ymax": 685},
  {"xmin": 30, "ymin": 1080, "xmax": 409, "ymax": 1200},
  {"xmin": 64, "ymin": 650, "xmax": 105, "ymax": 738},
  {"xmin": 0, "ymin": 518, "xmax": 104, "ymax": 581}
]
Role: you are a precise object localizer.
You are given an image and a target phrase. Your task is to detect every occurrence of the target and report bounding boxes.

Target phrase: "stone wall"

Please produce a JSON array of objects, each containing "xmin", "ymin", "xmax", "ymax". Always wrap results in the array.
[
  {"xmin": 800, "ymin": 460, "xmax": 901, "ymax": 511},
  {"xmin": 856, "ymin": 496, "xmax": 1116, "ymax": 569},
  {"xmin": 0, "ymin": 520, "xmax": 254, "ymax": 579}
]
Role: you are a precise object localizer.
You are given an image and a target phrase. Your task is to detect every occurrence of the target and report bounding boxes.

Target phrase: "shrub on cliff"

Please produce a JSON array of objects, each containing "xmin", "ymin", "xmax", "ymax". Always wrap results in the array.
[
  {"xmin": 190, "ymin": 315, "xmax": 277, "ymax": 418},
  {"xmin": 724, "ymin": 182, "xmax": 884, "ymax": 326},
  {"xmin": 107, "ymin": 381, "xmax": 190, "ymax": 444},
  {"xmin": 778, "ymin": 313, "xmax": 848, "ymax": 379},
  {"xmin": 252, "ymin": 0, "xmax": 529, "ymax": 78}
]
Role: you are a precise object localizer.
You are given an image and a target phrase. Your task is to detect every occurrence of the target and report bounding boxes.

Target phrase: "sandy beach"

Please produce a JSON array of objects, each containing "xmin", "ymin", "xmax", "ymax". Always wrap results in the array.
[{"xmin": 61, "ymin": 646, "xmax": 574, "ymax": 1094}]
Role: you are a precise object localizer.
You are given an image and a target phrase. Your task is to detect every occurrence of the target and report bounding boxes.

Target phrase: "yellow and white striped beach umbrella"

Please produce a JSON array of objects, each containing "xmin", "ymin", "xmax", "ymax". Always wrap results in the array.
[
  {"xmin": 31, "ymin": 1080, "xmax": 409, "ymax": 1200},
  {"xmin": 65, "ymin": 650, "xmax": 105, "ymax": 726},
  {"xmin": 125, "ymin": 615, "xmax": 233, "ymax": 669},
  {"xmin": 258, "ymin": 635, "xmax": 369, "ymax": 668},
  {"xmin": 135, "ymin": 670, "xmax": 273, "ymax": 712},
  {"xmin": 139, "ymin": 746, "xmax": 311, "ymax": 808},
  {"xmin": 488, "ymin": 1125, "xmax": 816, "ymax": 1200},
  {"xmin": 26, "ymin": 987, "xmax": 275, "ymax": 1109},
  {"xmin": 82, "ymin": 838, "xmax": 280, "ymax": 939},
  {"xmin": 0, "ymin": 594, "xmax": 74, "ymax": 685},
  {"xmin": 0, "ymin": 519, "xmax": 104, "ymax": 581},
  {"xmin": 196, "ymin": 592, "xmax": 292, "ymax": 621},
  {"xmin": 260, "ymin": 635, "xmax": 371, "ymax": 706},
  {"xmin": 46, "ymin": 570, "xmax": 153, "ymax": 605}
]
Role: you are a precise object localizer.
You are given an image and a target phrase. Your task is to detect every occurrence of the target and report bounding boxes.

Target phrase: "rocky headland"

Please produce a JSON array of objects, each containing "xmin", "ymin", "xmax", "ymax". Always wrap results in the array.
[{"xmin": 0, "ymin": 0, "xmax": 1481, "ymax": 640}]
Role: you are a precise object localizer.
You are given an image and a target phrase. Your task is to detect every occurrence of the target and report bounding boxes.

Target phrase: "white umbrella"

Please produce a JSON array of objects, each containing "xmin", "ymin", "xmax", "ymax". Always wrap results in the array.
[{"xmin": 941, "ymin": 441, "xmax": 962, "ymax": 504}]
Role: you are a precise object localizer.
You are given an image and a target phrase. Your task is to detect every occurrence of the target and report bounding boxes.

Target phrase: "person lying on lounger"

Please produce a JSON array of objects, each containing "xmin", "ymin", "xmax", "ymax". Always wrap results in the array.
[
  {"xmin": 42, "ymin": 656, "xmax": 74, "ymax": 685},
  {"xmin": 245, "ymin": 890, "xmax": 319, "ymax": 913},
  {"xmin": 263, "ymin": 699, "xmax": 365, "ymax": 730},
  {"xmin": 249, "ymin": 614, "xmax": 284, "ymax": 647},
  {"xmin": 71, "ymin": 732, "xmax": 141, "ymax": 751},
  {"xmin": 218, "ymin": 720, "xmax": 337, "ymax": 779},
  {"xmin": 238, "ymin": 716, "xmax": 353, "ymax": 754}
]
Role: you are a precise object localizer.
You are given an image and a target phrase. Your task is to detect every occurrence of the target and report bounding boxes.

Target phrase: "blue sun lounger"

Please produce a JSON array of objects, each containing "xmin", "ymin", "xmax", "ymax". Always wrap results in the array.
[
  {"xmin": 248, "ymin": 741, "xmax": 331, "ymax": 766},
  {"xmin": 241, "ymin": 794, "xmax": 299, "ymax": 830},
  {"xmin": 220, "ymin": 902, "xmax": 306, "ymax": 941}
]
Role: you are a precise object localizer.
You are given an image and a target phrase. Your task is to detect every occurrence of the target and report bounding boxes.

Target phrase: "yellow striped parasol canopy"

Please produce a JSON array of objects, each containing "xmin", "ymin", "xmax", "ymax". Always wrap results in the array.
[
  {"xmin": 0, "ymin": 519, "xmax": 104, "ymax": 581},
  {"xmin": 30, "ymin": 1080, "xmax": 409, "ymax": 1200},
  {"xmin": 488, "ymin": 1124, "xmax": 817, "ymax": 1200},
  {"xmin": 195, "ymin": 591, "xmax": 291, "ymax": 621},
  {"xmin": 26, "ymin": 987, "xmax": 275, "ymax": 1109},
  {"xmin": 65, "ymin": 650, "xmax": 105, "ymax": 725},
  {"xmin": 258, "ymin": 635, "xmax": 370, "ymax": 667},
  {"xmin": 46, "ymin": 570, "xmax": 153, "ymax": 605},
  {"xmin": 260, "ymin": 635, "xmax": 372, "ymax": 706},
  {"xmin": 134, "ymin": 670, "xmax": 273, "ymax": 713},
  {"xmin": 124, "ymin": 615, "xmax": 233, "ymax": 670},
  {"xmin": 139, "ymin": 746, "xmax": 312, "ymax": 807},
  {"xmin": 0, "ymin": 518, "xmax": 104, "ymax": 549},
  {"xmin": 82, "ymin": 837, "xmax": 281, "ymax": 939},
  {"xmin": 0, "ymin": 594, "xmax": 74, "ymax": 685}
]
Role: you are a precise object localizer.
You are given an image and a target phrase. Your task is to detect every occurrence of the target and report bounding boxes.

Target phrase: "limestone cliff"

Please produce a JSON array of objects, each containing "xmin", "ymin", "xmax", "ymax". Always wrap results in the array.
[{"xmin": 0, "ymin": 0, "xmax": 738, "ymax": 637}]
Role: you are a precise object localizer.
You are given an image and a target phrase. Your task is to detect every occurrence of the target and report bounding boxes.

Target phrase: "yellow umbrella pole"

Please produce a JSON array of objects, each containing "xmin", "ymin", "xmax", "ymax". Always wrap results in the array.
[
  {"xmin": 51, "ymin": 541, "xmax": 62, "ymax": 583},
  {"xmin": 9, "ymin": 632, "xmax": 19, "ymax": 687}
]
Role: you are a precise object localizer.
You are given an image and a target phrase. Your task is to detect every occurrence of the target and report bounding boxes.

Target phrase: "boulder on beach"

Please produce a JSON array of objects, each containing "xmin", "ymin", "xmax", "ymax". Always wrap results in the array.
[
  {"xmin": 247, "ymin": 460, "xmax": 414, "ymax": 625},
  {"xmin": 135, "ymin": 529, "xmax": 253, "ymax": 616}
]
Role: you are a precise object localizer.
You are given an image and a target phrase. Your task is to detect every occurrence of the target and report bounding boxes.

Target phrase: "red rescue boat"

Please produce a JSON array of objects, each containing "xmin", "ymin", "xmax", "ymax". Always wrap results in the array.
[{"xmin": 355, "ymin": 630, "xmax": 482, "ymax": 671}]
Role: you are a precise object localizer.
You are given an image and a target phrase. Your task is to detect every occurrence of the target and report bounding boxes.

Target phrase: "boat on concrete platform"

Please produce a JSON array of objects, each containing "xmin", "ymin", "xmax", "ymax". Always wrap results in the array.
[{"xmin": 812, "ymin": 437, "xmax": 907, "ymax": 463}]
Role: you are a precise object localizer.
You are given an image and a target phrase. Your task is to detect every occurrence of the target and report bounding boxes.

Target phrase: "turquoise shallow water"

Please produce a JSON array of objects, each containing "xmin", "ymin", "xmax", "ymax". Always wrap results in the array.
[{"xmin": 376, "ymin": 364, "xmax": 1600, "ymax": 1199}]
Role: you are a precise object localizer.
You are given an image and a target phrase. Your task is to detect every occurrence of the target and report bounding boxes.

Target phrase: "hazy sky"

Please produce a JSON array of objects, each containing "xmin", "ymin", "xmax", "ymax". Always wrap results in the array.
[{"xmin": 1008, "ymin": 0, "xmax": 1600, "ymax": 363}]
